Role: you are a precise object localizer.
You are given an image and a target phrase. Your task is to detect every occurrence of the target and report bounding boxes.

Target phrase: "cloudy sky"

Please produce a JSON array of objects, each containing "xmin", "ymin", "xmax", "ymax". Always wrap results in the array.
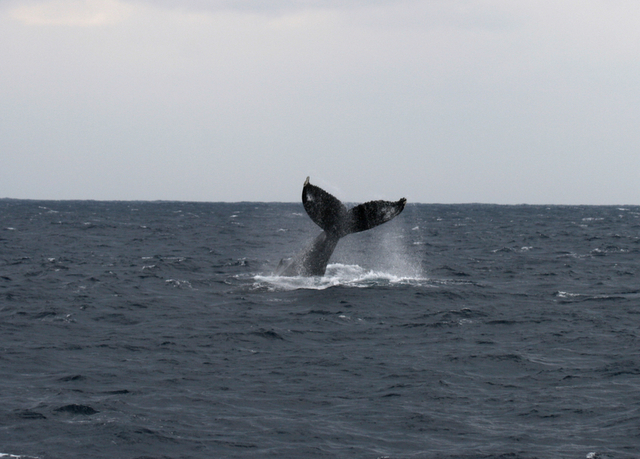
[{"xmin": 1, "ymin": 0, "xmax": 639, "ymax": 204}]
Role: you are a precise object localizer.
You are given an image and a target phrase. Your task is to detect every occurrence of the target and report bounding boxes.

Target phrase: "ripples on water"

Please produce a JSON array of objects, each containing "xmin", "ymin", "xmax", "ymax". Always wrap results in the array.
[{"xmin": 0, "ymin": 200, "xmax": 639, "ymax": 459}]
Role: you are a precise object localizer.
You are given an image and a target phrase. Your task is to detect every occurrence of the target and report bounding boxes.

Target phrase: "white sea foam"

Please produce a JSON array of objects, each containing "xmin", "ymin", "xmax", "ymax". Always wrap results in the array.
[
  {"xmin": 254, "ymin": 263, "xmax": 429, "ymax": 291},
  {"xmin": 0, "ymin": 454, "xmax": 40, "ymax": 459}
]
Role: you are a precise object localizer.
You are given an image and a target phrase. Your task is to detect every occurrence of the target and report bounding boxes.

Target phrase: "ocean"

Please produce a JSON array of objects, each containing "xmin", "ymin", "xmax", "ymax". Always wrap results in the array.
[{"xmin": 1, "ymin": 199, "xmax": 639, "ymax": 459}]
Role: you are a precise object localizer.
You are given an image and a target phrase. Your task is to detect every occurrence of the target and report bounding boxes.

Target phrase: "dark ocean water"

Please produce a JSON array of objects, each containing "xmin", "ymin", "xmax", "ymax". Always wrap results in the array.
[{"xmin": 1, "ymin": 200, "xmax": 639, "ymax": 459}]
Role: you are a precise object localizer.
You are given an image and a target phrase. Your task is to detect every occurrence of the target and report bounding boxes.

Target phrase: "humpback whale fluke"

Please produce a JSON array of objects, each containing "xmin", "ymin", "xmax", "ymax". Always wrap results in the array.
[{"xmin": 276, "ymin": 177, "xmax": 406, "ymax": 277}]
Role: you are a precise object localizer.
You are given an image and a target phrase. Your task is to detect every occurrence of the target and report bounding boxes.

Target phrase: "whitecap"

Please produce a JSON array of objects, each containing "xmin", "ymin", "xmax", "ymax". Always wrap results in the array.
[
  {"xmin": 165, "ymin": 279, "xmax": 193, "ymax": 289},
  {"xmin": 555, "ymin": 291, "xmax": 581, "ymax": 299}
]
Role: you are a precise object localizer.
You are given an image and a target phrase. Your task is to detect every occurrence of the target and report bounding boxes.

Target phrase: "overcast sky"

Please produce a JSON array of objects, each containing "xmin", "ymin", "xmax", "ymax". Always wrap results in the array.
[{"xmin": 1, "ymin": 0, "xmax": 639, "ymax": 204}]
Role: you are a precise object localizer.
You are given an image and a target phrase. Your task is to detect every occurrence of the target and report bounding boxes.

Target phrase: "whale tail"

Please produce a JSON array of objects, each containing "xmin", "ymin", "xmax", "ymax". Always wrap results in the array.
[
  {"xmin": 276, "ymin": 177, "xmax": 406, "ymax": 277},
  {"xmin": 302, "ymin": 177, "xmax": 406, "ymax": 237}
]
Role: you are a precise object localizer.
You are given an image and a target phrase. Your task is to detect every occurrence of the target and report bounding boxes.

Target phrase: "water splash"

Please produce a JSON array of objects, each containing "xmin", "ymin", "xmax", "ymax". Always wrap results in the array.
[{"xmin": 253, "ymin": 263, "xmax": 429, "ymax": 291}]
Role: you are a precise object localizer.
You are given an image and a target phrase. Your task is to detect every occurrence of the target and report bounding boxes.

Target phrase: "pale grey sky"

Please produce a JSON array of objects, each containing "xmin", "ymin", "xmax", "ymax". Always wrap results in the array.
[{"xmin": 1, "ymin": 0, "xmax": 639, "ymax": 204}]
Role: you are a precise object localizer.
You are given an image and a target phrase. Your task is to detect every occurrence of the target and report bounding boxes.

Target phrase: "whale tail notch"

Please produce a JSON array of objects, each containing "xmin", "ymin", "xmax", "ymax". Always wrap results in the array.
[{"xmin": 302, "ymin": 177, "xmax": 406, "ymax": 237}]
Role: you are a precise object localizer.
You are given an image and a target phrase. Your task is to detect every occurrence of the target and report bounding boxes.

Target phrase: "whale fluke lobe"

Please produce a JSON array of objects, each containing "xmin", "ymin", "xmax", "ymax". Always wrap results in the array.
[
  {"xmin": 347, "ymin": 198, "xmax": 407, "ymax": 234},
  {"xmin": 277, "ymin": 177, "xmax": 406, "ymax": 277},
  {"xmin": 302, "ymin": 180, "xmax": 349, "ymax": 236}
]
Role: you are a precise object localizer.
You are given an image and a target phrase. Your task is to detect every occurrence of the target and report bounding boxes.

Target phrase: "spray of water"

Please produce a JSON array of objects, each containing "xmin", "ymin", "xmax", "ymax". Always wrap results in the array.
[{"xmin": 253, "ymin": 203, "xmax": 427, "ymax": 291}]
